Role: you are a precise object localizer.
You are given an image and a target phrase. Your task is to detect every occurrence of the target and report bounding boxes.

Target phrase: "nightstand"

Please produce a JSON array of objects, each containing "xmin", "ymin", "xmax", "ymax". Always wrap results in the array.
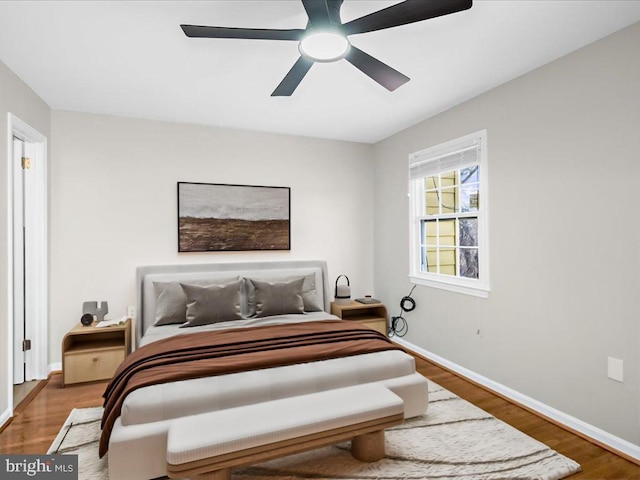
[
  {"xmin": 61, "ymin": 319, "xmax": 131, "ymax": 386},
  {"xmin": 330, "ymin": 301, "xmax": 388, "ymax": 335}
]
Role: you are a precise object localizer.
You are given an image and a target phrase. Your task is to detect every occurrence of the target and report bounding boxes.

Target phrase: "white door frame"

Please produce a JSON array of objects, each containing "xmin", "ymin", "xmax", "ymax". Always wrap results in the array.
[{"xmin": 6, "ymin": 113, "xmax": 48, "ymax": 412}]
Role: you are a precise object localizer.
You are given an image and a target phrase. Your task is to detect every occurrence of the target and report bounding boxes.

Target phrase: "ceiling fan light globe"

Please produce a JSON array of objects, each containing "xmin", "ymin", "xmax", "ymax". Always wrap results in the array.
[{"xmin": 299, "ymin": 32, "xmax": 350, "ymax": 62}]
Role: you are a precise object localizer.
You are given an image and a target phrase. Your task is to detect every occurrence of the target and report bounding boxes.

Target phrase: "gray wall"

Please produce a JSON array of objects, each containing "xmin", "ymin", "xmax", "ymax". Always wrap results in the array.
[
  {"xmin": 373, "ymin": 22, "xmax": 640, "ymax": 445},
  {"xmin": 49, "ymin": 111, "xmax": 375, "ymax": 363},
  {"xmin": 0, "ymin": 59, "xmax": 50, "ymax": 420}
]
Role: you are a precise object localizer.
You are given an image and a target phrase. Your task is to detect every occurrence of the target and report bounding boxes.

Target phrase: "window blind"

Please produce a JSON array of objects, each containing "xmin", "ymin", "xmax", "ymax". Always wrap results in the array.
[{"xmin": 409, "ymin": 135, "xmax": 482, "ymax": 180}]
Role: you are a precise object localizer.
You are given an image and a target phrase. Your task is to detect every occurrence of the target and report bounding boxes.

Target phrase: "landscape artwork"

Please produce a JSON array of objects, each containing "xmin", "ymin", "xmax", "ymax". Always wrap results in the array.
[{"xmin": 178, "ymin": 182, "xmax": 290, "ymax": 252}]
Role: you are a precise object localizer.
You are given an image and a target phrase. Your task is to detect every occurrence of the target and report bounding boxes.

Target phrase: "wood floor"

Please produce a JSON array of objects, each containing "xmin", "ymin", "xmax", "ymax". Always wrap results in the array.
[
  {"xmin": 0, "ymin": 374, "xmax": 105, "ymax": 455},
  {"xmin": 414, "ymin": 357, "xmax": 640, "ymax": 479},
  {"xmin": 1, "ymin": 359, "xmax": 639, "ymax": 479}
]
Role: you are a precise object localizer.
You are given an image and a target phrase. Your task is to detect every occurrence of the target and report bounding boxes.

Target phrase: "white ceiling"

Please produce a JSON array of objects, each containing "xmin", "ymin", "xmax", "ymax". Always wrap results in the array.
[{"xmin": 1, "ymin": 1, "xmax": 639, "ymax": 144}]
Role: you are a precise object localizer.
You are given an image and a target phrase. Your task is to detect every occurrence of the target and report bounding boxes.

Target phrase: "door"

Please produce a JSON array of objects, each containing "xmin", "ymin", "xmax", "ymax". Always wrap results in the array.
[
  {"xmin": 12, "ymin": 136, "xmax": 37, "ymax": 384},
  {"xmin": 13, "ymin": 137, "xmax": 26, "ymax": 384},
  {"xmin": 7, "ymin": 114, "xmax": 48, "ymax": 410}
]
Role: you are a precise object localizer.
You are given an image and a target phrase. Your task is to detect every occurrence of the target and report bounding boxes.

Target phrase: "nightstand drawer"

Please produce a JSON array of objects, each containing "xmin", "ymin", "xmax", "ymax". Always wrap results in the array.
[{"xmin": 63, "ymin": 347, "xmax": 124, "ymax": 385}]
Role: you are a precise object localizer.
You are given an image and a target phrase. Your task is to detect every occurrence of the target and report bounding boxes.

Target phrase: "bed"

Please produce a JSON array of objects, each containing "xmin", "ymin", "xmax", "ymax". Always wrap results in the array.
[{"xmin": 105, "ymin": 260, "xmax": 428, "ymax": 480}]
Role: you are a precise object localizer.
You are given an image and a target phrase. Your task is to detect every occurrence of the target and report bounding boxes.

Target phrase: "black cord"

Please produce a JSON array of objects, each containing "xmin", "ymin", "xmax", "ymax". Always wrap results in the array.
[
  {"xmin": 388, "ymin": 285, "xmax": 417, "ymax": 338},
  {"xmin": 389, "ymin": 315, "xmax": 408, "ymax": 337}
]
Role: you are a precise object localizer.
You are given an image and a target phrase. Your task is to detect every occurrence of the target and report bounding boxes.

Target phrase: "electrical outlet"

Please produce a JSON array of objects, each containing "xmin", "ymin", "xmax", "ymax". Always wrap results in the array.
[
  {"xmin": 127, "ymin": 305, "xmax": 136, "ymax": 319},
  {"xmin": 607, "ymin": 357, "xmax": 623, "ymax": 383}
]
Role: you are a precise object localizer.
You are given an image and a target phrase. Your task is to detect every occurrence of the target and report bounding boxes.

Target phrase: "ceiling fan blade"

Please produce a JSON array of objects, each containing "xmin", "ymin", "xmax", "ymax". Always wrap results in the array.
[
  {"xmin": 271, "ymin": 56, "xmax": 315, "ymax": 96},
  {"xmin": 301, "ymin": 0, "xmax": 343, "ymax": 28},
  {"xmin": 342, "ymin": 0, "xmax": 472, "ymax": 35},
  {"xmin": 302, "ymin": 0, "xmax": 330, "ymax": 26},
  {"xmin": 345, "ymin": 45, "xmax": 409, "ymax": 91},
  {"xmin": 180, "ymin": 24, "xmax": 305, "ymax": 41}
]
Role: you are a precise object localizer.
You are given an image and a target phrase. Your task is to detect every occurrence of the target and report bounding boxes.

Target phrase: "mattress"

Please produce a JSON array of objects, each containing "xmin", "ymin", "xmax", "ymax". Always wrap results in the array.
[
  {"xmin": 121, "ymin": 349, "xmax": 416, "ymax": 425},
  {"xmin": 122, "ymin": 314, "xmax": 417, "ymax": 427}
]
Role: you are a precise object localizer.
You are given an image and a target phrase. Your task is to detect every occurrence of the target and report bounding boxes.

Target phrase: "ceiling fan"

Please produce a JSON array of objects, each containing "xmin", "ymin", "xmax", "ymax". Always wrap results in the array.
[{"xmin": 181, "ymin": 0, "xmax": 472, "ymax": 96}]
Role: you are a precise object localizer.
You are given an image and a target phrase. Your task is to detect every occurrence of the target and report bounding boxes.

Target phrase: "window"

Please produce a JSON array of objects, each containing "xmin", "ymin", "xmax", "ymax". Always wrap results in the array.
[{"xmin": 408, "ymin": 130, "xmax": 489, "ymax": 297}]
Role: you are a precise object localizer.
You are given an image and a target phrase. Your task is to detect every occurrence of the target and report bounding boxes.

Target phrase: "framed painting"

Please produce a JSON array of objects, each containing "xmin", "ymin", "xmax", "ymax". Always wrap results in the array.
[{"xmin": 177, "ymin": 182, "xmax": 291, "ymax": 252}]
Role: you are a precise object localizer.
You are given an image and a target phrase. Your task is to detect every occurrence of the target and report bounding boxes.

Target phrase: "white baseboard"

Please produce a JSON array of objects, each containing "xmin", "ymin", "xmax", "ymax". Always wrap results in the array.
[
  {"xmin": 48, "ymin": 362, "xmax": 61, "ymax": 374},
  {"xmin": 0, "ymin": 407, "xmax": 11, "ymax": 429},
  {"xmin": 394, "ymin": 337, "xmax": 640, "ymax": 463}
]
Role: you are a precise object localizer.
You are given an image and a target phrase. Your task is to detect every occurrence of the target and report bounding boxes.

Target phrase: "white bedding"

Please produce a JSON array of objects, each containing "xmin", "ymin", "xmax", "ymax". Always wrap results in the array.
[
  {"xmin": 121, "ymin": 350, "xmax": 418, "ymax": 425},
  {"xmin": 125, "ymin": 313, "xmax": 420, "ymax": 426}
]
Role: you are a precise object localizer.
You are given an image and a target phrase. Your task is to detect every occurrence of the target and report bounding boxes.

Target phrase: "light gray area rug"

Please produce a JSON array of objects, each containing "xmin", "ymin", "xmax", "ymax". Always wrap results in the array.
[{"xmin": 48, "ymin": 381, "xmax": 581, "ymax": 480}]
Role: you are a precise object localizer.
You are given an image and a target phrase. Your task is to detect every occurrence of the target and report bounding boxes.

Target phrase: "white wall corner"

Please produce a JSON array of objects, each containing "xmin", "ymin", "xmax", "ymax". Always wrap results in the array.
[{"xmin": 393, "ymin": 337, "xmax": 640, "ymax": 463}]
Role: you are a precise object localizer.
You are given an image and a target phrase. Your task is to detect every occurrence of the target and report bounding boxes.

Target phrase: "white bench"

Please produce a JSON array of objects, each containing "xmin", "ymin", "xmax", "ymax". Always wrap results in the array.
[{"xmin": 166, "ymin": 384, "xmax": 405, "ymax": 480}]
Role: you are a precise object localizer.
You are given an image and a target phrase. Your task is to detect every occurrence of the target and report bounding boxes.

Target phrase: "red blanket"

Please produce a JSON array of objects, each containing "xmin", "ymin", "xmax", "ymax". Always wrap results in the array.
[{"xmin": 99, "ymin": 320, "xmax": 400, "ymax": 457}]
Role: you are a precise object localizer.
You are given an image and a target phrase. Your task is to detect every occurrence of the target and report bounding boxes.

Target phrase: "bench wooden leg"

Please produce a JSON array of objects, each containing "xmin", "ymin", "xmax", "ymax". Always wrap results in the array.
[
  {"xmin": 351, "ymin": 430, "xmax": 385, "ymax": 462},
  {"xmin": 192, "ymin": 468, "xmax": 230, "ymax": 480}
]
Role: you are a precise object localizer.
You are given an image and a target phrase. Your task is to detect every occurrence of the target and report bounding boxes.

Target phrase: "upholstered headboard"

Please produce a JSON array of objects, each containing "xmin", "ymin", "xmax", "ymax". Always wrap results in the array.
[{"xmin": 135, "ymin": 260, "xmax": 330, "ymax": 343}]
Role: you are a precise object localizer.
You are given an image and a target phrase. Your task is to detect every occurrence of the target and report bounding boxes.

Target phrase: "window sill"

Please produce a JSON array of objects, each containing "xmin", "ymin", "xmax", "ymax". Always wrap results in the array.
[{"xmin": 409, "ymin": 275, "xmax": 490, "ymax": 298}]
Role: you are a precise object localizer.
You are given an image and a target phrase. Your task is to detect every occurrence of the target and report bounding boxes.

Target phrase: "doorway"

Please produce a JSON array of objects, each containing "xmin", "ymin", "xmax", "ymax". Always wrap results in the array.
[{"xmin": 7, "ymin": 114, "xmax": 48, "ymax": 412}]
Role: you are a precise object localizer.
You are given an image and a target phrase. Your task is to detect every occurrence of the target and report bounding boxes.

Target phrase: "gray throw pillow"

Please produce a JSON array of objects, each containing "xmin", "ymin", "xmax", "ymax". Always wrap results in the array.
[
  {"xmin": 179, "ymin": 280, "xmax": 243, "ymax": 327},
  {"xmin": 153, "ymin": 277, "xmax": 237, "ymax": 326},
  {"xmin": 245, "ymin": 273, "xmax": 321, "ymax": 316},
  {"xmin": 297, "ymin": 273, "xmax": 323, "ymax": 312},
  {"xmin": 249, "ymin": 277, "xmax": 305, "ymax": 318}
]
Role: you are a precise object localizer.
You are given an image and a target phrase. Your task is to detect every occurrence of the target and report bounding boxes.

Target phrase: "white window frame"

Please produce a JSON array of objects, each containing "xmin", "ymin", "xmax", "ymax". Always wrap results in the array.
[{"xmin": 408, "ymin": 129, "xmax": 489, "ymax": 298}]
